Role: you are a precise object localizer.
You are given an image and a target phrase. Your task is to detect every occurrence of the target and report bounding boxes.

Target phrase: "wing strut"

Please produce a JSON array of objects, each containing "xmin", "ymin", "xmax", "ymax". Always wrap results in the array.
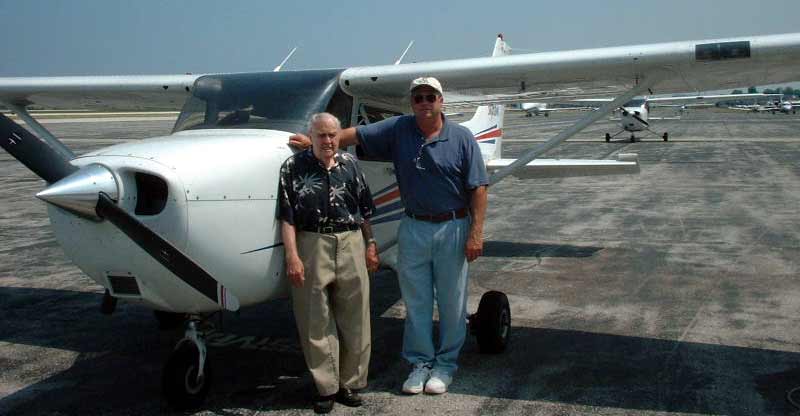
[
  {"xmin": 7, "ymin": 103, "xmax": 75, "ymax": 161},
  {"xmin": 489, "ymin": 75, "xmax": 662, "ymax": 185}
]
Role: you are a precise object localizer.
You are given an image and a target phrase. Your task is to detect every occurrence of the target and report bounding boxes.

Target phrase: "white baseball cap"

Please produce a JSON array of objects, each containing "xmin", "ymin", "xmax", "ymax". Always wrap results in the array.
[{"xmin": 409, "ymin": 77, "xmax": 443, "ymax": 95}]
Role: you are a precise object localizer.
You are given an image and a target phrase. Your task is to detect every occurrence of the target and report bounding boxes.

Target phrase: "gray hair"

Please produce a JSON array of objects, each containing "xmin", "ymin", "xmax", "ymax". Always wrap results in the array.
[{"xmin": 307, "ymin": 112, "xmax": 341, "ymax": 134}]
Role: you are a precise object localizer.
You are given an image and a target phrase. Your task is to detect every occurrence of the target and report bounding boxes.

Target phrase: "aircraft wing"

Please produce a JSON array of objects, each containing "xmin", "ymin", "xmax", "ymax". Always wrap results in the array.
[
  {"xmin": 486, "ymin": 154, "xmax": 640, "ymax": 179},
  {"xmin": 1, "ymin": 33, "xmax": 799, "ymax": 114},
  {"xmin": 646, "ymin": 92, "xmax": 782, "ymax": 103},
  {"xmin": 341, "ymin": 33, "xmax": 800, "ymax": 109},
  {"xmin": 0, "ymin": 74, "xmax": 200, "ymax": 110}
]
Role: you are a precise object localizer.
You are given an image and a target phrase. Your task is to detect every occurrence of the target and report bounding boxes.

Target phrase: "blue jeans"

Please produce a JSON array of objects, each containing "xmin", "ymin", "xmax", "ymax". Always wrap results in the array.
[{"xmin": 397, "ymin": 216, "xmax": 469, "ymax": 375}]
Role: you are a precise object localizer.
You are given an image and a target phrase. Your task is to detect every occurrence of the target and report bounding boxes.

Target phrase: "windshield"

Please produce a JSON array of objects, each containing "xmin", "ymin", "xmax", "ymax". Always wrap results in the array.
[
  {"xmin": 172, "ymin": 69, "xmax": 349, "ymax": 134},
  {"xmin": 623, "ymin": 99, "xmax": 646, "ymax": 107}
]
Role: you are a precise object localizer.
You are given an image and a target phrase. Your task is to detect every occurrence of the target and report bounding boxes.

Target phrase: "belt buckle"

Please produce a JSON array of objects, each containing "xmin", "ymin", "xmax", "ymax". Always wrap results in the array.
[{"xmin": 321, "ymin": 225, "xmax": 334, "ymax": 233}]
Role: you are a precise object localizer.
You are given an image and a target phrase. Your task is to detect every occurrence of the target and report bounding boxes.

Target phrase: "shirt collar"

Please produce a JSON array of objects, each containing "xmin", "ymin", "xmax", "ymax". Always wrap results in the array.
[
  {"xmin": 303, "ymin": 148, "xmax": 346, "ymax": 169},
  {"xmin": 414, "ymin": 113, "xmax": 451, "ymax": 143}
]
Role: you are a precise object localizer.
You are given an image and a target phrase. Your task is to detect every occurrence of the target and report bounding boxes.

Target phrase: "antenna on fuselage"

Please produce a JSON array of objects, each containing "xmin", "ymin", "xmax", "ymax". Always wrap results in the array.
[
  {"xmin": 273, "ymin": 47, "xmax": 297, "ymax": 72},
  {"xmin": 394, "ymin": 41, "xmax": 414, "ymax": 65}
]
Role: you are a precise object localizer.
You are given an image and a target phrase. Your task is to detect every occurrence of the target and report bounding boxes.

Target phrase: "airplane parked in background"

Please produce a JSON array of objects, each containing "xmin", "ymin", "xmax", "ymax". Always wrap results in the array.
[
  {"xmin": 577, "ymin": 93, "xmax": 779, "ymax": 142},
  {"xmin": 1, "ymin": 32, "xmax": 800, "ymax": 409},
  {"xmin": 730, "ymin": 98, "xmax": 799, "ymax": 114},
  {"xmin": 520, "ymin": 102, "xmax": 595, "ymax": 117}
]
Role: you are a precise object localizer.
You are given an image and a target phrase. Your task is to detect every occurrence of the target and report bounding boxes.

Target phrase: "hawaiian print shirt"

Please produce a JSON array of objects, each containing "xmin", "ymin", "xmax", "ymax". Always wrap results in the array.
[{"xmin": 277, "ymin": 149, "xmax": 374, "ymax": 228}]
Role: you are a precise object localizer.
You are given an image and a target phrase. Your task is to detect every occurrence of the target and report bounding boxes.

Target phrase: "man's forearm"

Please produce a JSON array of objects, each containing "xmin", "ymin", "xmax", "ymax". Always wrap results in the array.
[
  {"xmin": 360, "ymin": 217, "xmax": 375, "ymax": 245},
  {"xmin": 339, "ymin": 127, "xmax": 359, "ymax": 147},
  {"xmin": 469, "ymin": 185, "xmax": 488, "ymax": 237},
  {"xmin": 281, "ymin": 220, "xmax": 299, "ymax": 258}
]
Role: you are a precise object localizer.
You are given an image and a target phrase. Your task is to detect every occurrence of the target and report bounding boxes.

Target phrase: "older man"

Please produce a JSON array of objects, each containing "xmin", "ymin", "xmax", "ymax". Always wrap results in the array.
[
  {"xmin": 278, "ymin": 112, "xmax": 379, "ymax": 413},
  {"xmin": 290, "ymin": 77, "xmax": 489, "ymax": 395}
]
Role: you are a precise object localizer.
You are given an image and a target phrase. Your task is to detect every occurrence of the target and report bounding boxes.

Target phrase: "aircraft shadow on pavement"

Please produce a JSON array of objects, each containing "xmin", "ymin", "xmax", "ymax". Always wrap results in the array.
[{"xmin": 2, "ymin": 278, "xmax": 799, "ymax": 415}]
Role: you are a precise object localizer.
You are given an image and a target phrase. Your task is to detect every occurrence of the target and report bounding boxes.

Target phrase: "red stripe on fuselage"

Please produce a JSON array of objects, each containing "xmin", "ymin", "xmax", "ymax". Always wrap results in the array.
[
  {"xmin": 476, "ymin": 129, "xmax": 502, "ymax": 140},
  {"xmin": 374, "ymin": 189, "xmax": 400, "ymax": 206}
]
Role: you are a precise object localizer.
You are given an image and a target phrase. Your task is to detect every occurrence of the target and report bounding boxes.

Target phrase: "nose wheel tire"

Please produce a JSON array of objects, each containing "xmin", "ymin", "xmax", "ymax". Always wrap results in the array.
[
  {"xmin": 163, "ymin": 343, "xmax": 212, "ymax": 410},
  {"xmin": 605, "ymin": 133, "xmax": 611, "ymax": 142},
  {"xmin": 663, "ymin": 132, "xmax": 669, "ymax": 141},
  {"xmin": 472, "ymin": 291, "xmax": 511, "ymax": 354}
]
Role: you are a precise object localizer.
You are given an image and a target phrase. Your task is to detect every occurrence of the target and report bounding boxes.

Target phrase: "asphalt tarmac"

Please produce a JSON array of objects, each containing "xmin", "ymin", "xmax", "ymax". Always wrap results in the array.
[{"xmin": 2, "ymin": 109, "xmax": 800, "ymax": 415}]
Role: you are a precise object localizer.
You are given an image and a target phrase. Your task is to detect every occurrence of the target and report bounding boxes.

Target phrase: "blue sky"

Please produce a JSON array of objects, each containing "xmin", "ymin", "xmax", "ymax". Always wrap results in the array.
[{"xmin": 2, "ymin": 0, "xmax": 800, "ymax": 76}]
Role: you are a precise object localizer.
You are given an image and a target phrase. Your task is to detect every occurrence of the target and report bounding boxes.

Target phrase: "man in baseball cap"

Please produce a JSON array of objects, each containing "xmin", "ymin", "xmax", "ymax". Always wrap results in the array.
[{"xmin": 409, "ymin": 76, "xmax": 443, "ymax": 95}]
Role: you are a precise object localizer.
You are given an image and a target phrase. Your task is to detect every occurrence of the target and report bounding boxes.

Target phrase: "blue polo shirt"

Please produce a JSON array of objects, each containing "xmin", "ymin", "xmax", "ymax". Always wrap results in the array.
[{"xmin": 356, "ymin": 114, "xmax": 489, "ymax": 216}]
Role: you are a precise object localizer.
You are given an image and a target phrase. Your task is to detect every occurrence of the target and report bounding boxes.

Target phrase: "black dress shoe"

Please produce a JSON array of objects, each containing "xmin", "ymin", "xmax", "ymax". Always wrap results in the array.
[
  {"xmin": 313, "ymin": 394, "xmax": 335, "ymax": 414},
  {"xmin": 335, "ymin": 388, "xmax": 363, "ymax": 407}
]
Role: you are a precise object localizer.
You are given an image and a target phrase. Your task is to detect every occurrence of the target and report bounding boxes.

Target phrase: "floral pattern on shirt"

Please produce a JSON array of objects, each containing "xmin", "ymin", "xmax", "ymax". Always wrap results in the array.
[{"xmin": 277, "ymin": 149, "xmax": 375, "ymax": 228}]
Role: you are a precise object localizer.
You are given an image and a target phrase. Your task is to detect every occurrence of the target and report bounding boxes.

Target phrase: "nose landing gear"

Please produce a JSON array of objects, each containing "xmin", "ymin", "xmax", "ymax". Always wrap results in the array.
[{"xmin": 163, "ymin": 318, "xmax": 212, "ymax": 410}]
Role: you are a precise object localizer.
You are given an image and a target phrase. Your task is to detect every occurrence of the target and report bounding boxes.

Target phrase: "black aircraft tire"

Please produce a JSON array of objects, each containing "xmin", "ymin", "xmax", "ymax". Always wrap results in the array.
[
  {"xmin": 163, "ymin": 343, "xmax": 211, "ymax": 410},
  {"xmin": 475, "ymin": 291, "xmax": 511, "ymax": 354},
  {"xmin": 663, "ymin": 132, "xmax": 669, "ymax": 142},
  {"xmin": 605, "ymin": 133, "xmax": 610, "ymax": 142}
]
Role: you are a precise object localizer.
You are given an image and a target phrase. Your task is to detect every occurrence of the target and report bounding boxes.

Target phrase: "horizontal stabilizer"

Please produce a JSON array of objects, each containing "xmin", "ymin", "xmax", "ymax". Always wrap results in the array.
[{"xmin": 486, "ymin": 154, "xmax": 639, "ymax": 179}]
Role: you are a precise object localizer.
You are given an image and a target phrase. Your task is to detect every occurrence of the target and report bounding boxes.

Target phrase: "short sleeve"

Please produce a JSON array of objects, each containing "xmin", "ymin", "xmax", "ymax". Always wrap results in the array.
[
  {"xmin": 355, "ymin": 166, "xmax": 375, "ymax": 218},
  {"xmin": 356, "ymin": 116, "xmax": 399, "ymax": 160},
  {"xmin": 276, "ymin": 158, "xmax": 295, "ymax": 224},
  {"xmin": 462, "ymin": 134, "xmax": 490, "ymax": 190}
]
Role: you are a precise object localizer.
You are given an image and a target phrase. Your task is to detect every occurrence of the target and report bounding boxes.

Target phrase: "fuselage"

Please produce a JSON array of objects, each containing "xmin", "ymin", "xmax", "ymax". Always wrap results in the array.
[
  {"xmin": 47, "ymin": 129, "xmax": 400, "ymax": 312},
  {"xmin": 47, "ymin": 103, "xmax": 503, "ymax": 314},
  {"xmin": 619, "ymin": 99, "xmax": 650, "ymax": 132}
]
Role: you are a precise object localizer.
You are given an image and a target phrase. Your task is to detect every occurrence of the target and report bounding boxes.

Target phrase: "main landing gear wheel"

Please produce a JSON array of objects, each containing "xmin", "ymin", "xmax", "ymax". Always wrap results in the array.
[
  {"xmin": 663, "ymin": 132, "xmax": 669, "ymax": 141},
  {"xmin": 163, "ymin": 342, "xmax": 212, "ymax": 410},
  {"xmin": 471, "ymin": 291, "xmax": 511, "ymax": 353},
  {"xmin": 630, "ymin": 135, "xmax": 636, "ymax": 143},
  {"xmin": 605, "ymin": 133, "xmax": 611, "ymax": 142}
]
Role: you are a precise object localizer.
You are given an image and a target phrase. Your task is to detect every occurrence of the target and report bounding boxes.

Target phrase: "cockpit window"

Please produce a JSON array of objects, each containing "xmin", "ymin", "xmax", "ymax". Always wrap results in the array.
[
  {"xmin": 624, "ymin": 99, "xmax": 646, "ymax": 107},
  {"xmin": 172, "ymin": 69, "xmax": 348, "ymax": 134}
]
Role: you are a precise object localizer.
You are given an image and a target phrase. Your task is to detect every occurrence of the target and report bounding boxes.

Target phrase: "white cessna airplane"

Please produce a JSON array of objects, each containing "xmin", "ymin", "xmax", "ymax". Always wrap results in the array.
[
  {"xmin": 580, "ymin": 93, "xmax": 781, "ymax": 142},
  {"xmin": 2, "ymin": 32, "xmax": 800, "ymax": 409}
]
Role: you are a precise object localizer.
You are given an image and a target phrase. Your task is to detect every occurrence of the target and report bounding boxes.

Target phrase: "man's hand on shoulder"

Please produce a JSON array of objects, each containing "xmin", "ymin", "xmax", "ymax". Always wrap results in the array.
[{"xmin": 288, "ymin": 133, "xmax": 312, "ymax": 149}]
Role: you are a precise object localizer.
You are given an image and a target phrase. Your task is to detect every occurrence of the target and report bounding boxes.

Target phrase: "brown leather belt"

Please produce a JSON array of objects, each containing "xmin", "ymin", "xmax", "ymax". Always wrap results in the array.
[
  {"xmin": 300, "ymin": 223, "xmax": 360, "ymax": 234},
  {"xmin": 405, "ymin": 207, "xmax": 468, "ymax": 223}
]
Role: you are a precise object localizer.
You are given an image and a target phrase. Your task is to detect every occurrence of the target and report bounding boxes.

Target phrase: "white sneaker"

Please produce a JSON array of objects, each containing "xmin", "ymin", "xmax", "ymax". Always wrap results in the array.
[
  {"xmin": 424, "ymin": 371, "xmax": 452, "ymax": 394},
  {"xmin": 402, "ymin": 364, "xmax": 431, "ymax": 394}
]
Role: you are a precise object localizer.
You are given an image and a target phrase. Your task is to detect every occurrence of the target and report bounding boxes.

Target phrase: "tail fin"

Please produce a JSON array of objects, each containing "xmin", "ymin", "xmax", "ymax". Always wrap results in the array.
[
  {"xmin": 460, "ymin": 34, "xmax": 510, "ymax": 161},
  {"xmin": 460, "ymin": 104, "xmax": 504, "ymax": 161}
]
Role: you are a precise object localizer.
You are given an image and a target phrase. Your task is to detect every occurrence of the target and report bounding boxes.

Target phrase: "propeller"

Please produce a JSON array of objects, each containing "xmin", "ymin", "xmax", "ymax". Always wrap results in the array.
[
  {"xmin": 95, "ymin": 192, "xmax": 240, "ymax": 311},
  {"xmin": 619, "ymin": 107, "xmax": 649, "ymax": 127},
  {"xmin": 36, "ymin": 165, "xmax": 240, "ymax": 312},
  {"xmin": 0, "ymin": 112, "xmax": 240, "ymax": 312}
]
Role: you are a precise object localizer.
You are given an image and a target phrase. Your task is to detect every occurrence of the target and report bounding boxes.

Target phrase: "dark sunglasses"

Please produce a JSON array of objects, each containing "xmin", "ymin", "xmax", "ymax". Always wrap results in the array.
[{"xmin": 413, "ymin": 94, "xmax": 439, "ymax": 104}]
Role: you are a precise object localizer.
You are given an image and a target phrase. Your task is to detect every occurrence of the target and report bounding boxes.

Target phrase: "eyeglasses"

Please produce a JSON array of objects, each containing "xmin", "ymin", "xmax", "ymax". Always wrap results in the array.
[
  {"xmin": 413, "ymin": 94, "xmax": 439, "ymax": 104},
  {"xmin": 413, "ymin": 144, "xmax": 426, "ymax": 170}
]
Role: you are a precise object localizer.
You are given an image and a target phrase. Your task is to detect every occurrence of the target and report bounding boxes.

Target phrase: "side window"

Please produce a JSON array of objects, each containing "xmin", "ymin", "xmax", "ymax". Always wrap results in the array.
[
  {"xmin": 355, "ymin": 104, "xmax": 401, "ymax": 162},
  {"xmin": 324, "ymin": 87, "xmax": 354, "ymax": 129}
]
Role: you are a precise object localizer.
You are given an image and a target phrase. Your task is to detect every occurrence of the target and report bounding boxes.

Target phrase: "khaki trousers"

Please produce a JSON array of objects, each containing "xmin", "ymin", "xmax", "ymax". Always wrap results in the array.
[{"xmin": 292, "ymin": 229, "xmax": 371, "ymax": 396}]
